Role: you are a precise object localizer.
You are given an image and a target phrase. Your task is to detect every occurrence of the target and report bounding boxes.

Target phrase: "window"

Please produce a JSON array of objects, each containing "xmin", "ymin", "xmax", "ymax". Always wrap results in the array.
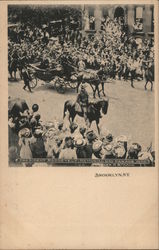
[
  {"xmin": 101, "ymin": 8, "xmax": 107, "ymax": 30},
  {"xmin": 134, "ymin": 6, "xmax": 143, "ymax": 32},
  {"xmin": 89, "ymin": 8, "xmax": 95, "ymax": 30}
]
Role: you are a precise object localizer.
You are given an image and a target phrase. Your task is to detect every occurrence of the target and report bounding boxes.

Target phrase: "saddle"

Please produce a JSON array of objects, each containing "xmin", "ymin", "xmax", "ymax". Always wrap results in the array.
[
  {"xmin": 74, "ymin": 102, "xmax": 83, "ymax": 113},
  {"xmin": 74, "ymin": 101, "xmax": 98, "ymax": 116}
]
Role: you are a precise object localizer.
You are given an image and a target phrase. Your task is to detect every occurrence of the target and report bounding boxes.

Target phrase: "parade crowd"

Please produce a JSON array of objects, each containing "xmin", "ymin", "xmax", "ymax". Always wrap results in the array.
[
  {"xmin": 8, "ymin": 15, "xmax": 154, "ymax": 85},
  {"xmin": 9, "ymin": 102, "xmax": 154, "ymax": 164}
]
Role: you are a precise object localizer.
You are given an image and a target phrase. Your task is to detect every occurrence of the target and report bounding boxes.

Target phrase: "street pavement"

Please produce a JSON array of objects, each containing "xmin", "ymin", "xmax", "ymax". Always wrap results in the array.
[{"xmin": 8, "ymin": 77, "xmax": 155, "ymax": 150}]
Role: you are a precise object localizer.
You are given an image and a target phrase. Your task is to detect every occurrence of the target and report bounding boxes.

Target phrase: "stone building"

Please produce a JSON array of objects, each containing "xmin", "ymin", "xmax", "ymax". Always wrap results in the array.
[{"xmin": 82, "ymin": 4, "xmax": 154, "ymax": 39}]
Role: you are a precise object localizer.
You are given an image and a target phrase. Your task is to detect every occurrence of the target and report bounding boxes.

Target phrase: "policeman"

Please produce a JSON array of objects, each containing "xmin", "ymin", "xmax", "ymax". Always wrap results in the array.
[{"xmin": 76, "ymin": 84, "xmax": 89, "ymax": 125}]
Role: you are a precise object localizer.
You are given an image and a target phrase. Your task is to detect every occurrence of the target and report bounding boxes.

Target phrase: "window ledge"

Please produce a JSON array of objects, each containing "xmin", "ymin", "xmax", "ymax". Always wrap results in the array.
[
  {"xmin": 132, "ymin": 31, "xmax": 145, "ymax": 36},
  {"xmin": 148, "ymin": 32, "xmax": 154, "ymax": 36}
]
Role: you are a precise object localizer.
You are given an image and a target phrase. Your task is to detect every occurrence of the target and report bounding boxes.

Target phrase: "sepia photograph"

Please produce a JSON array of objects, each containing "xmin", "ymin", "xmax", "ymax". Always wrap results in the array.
[
  {"xmin": 8, "ymin": 4, "xmax": 155, "ymax": 166},
  {"xmin": 0, "ymin": 1, "xmax": 158, "ymax": 249}
]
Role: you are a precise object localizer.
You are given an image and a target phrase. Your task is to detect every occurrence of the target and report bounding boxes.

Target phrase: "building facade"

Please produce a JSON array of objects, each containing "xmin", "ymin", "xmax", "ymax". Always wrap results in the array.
[{"xmin": 82, "ymin": 5, "xmax": 154, "ymax": 39}]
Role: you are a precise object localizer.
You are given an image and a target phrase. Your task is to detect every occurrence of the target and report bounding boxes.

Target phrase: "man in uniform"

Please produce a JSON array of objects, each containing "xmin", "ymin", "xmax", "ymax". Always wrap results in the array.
[{"xmin": 76, "ymin": 84, "xmax": 89, "ymax": 125}]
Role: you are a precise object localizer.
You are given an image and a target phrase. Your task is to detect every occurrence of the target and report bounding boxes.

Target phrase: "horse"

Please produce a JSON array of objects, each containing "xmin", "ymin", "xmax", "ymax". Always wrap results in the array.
[
  {"xmin": 8, "ymin": 58, "xmax": 20, "ymax": 80},
  {"xmin": 76, "ymin": 69, "xmax": 108, "ymax": 98},
  {"xmin": 63, "ymin": 98, "xmax": 109, "ymax": 134},
  {"xmin": 144, "ymin": 64, "xmax": 154, "ymax": 91}
]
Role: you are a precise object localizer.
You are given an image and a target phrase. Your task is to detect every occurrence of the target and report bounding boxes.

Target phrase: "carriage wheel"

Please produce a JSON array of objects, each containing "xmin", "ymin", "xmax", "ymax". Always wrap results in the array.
[
  {"xmin": 55, "ymin": 78, "xmax": 66, "ymax": 94},
  {"xmin": 29, "ymin": 73, "xmax": 38, "ymax": 89},
  {"xmin": 68, "ymin": 80, "xmax": 78, "ymax": 89}
]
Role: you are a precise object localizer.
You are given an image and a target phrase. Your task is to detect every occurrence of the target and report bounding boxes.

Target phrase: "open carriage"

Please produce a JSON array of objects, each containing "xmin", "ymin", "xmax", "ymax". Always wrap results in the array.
[{"xmin": 27, "ymin": 62, "xmax": 78, "ymax": 94}]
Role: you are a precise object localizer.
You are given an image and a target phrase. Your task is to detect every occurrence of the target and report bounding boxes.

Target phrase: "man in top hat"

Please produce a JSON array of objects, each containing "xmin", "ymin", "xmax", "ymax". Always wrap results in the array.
[{"xmin": 76, "ymin": 84, "xmax": 89, "ymax": 125}]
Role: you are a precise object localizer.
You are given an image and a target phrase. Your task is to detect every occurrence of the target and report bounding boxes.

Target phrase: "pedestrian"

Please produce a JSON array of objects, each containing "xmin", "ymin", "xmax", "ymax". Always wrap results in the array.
[
  {"xmin": 30, "ymin": 129, "xmax": 47, "ymax": 158},
  {"xmin": 21, "ymin": 65, "xmax": 32, "ymax": 92},
  {"xmin": 18, "ymin": 128, "xmax": 33, "ymax": 159}
]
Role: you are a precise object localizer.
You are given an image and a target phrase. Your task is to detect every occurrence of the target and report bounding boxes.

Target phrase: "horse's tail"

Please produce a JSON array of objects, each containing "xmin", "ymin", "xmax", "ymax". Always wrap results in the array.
[{"xmin": 63, "ymin": 100, "xmax": 69, "ymax": 119}]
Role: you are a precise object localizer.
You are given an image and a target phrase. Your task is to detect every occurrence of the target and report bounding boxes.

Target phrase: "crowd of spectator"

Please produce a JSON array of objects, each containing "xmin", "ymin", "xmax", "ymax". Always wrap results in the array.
[
  {"xmin": 8, "ymin": 12, "xmax": 154, "ymax": 83},
  {"xmin": 9, "ymin": 102, "xmax": 155, "ymax": 164}
]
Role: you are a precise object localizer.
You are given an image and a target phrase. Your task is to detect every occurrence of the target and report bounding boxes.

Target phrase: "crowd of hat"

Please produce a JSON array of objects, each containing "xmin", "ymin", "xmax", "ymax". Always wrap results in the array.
[
  {"xmin": 8, "ymin": 14, "xmax": 154, "ymax": 81},
  {"xmin": 8, "ymin": 103, "xmax": 155, "ymax": 164}
]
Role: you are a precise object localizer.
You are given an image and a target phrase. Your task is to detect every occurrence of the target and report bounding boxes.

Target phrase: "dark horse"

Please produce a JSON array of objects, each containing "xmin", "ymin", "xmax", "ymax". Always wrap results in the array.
[
  {"xmin": 144, "ymin": 64, "xmax": 154, "ymax": 91},
  {"xmin": 76, "ymin": 69, "xmax": 108, "ymax": 98},
  {"xmin": 63, "ymin": 98, "xmax": 109, "ymax": 134}
]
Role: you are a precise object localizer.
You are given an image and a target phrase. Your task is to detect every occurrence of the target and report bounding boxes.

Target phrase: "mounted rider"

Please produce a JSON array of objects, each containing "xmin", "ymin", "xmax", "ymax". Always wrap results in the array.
[{"xmin": 76, "ymin": 84, "xmax": 89, "ymax": 124}]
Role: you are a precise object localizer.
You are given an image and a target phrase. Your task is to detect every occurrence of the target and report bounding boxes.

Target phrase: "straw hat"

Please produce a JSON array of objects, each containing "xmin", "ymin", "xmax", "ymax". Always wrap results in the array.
[
  {"xmin": 92, "ymin": 140, "xmax": 103, "ymax": 152},
  {"xmin": 18, "ymin": 128, "xmax": 31, "ymax": 138},
  {"xmin": 74, "ymin": 138, "xmax": 86, "ymax": 148},
  {"xmin": 34, "ymin": 129, "xmax": 43, "ymax": 138},
  {"xmin": 115, "ymin": 135, "xmax": 127, "ymax": 143}
]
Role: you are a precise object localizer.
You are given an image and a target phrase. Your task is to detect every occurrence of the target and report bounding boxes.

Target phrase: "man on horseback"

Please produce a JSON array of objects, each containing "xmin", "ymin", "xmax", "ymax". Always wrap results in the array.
[{"xmin": 76, "ymin": 84, "xmax": 89, "ymax": 124}]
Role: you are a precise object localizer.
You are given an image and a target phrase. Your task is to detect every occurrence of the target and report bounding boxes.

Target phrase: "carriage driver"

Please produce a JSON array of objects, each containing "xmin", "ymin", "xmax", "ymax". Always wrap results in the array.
[{"xmin": 76, "ymin": 84, "xmax": 89, "ymax": 125}]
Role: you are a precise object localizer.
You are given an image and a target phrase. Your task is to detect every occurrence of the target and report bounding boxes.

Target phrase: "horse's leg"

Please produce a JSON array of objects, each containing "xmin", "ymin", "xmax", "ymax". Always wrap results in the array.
[
  {"xmin": 145, "ymin": 80, "xmax": 148, "ymax": 90},
  {"xmin": 14, "ymin": 70, "xmax": 16, "ymax": 80},
  {"xmin": 96, "ymin": 85, "xmax": 100, "ymax": 98},
  {"xmin": 150, "ymin": 81, "xmax": 153, "ymax": 91},
  {"xmin": 90, "ymin": 84, "xmax": 96, "ymax": 98},
  {"xmin": 77, "ymin": 76, "xmax": 82, "ymax": 93},
  {"xmin": 9, "ymin": 68, "xmax": 12, "ymax": 79},
  {"xmin": 77, "ymin": 80, "xmax": 80, "ymax": 93},
  {"xmin": 96, "ymin": 119, "xmax": 100, "ymax": 134},
  {"xmin": 72, "ymin": 114, "xmax": 76, "ymax": 122},
  {"xmin": 93, "ymin": 86, "xmax": 97, "ymax": 98},
  {"xmin": 68, "ymin": 113, "xmax": 72, "ymax": 123},
  {"xmin": 101, "ymin": 82, "xmax": 106, "ymax": 96}
]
